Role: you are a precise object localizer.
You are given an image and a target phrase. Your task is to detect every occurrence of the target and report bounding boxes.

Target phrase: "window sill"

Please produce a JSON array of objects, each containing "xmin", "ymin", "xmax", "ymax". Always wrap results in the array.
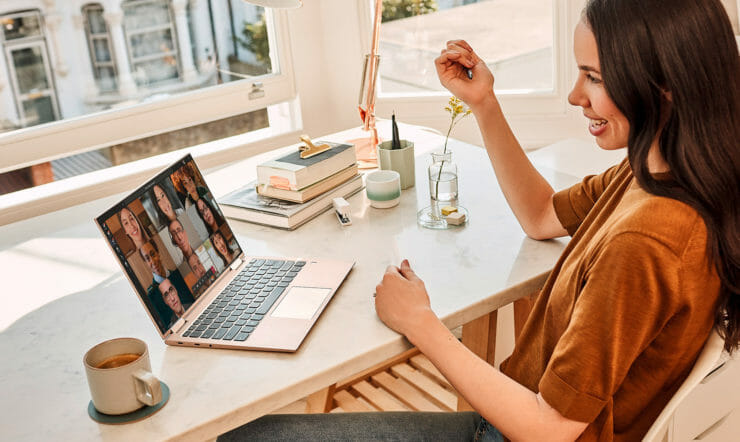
[{"xmin": 0, "ymin": 105, "xmax": 303, "ymax": 226}]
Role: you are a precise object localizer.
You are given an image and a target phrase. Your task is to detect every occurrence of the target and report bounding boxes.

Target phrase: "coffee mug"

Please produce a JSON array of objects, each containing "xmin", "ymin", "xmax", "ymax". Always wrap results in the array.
[
  {"xmin": 366, "ymin": 170, "xmax": 401, "ymax": 208},
  {"xmin": 84, "ymin": 337, "xmax": 162, "ymax": 415},
  {"xmin": 377, "ymin": 140, "xmax": 415, "ymax": 190}
]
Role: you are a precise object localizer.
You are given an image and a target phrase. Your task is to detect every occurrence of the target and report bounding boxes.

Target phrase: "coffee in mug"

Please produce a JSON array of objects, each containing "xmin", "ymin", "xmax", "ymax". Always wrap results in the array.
[
  {"xmin": 84, "ymin": 337, "xmax": 162, "ymax": 415},
  {"xmin": 95, "ymin": 353, "xmax": 142, "ymax": 369}
]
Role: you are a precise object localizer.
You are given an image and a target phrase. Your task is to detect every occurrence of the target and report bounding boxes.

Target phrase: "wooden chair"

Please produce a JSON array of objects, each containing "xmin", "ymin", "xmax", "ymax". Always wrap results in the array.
[
  {"xmin": 642, "ymin": 331, "xmax": 727, "ymax": 442},
  {"xmin": 305, "ymin": 347, "xmax": 459, "ymax": 413},
  {"xmin": 307, "ymin": 294, "xmax": 539, "ymax": 413}
]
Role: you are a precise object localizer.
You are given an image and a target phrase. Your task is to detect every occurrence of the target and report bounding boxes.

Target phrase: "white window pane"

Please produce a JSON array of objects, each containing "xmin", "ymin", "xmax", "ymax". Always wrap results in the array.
[
  {"xmin": 86, "ymin": 7, "xmax": 107, "ymax": 35},
  {"xmin": 379, "ymin": 0, "xmax": 553, "ymax": 94},
  {"xmin": 92, "ymin": 38, "xmax": 112, "ymax": 62},
  {"xmin": 129, "ymin": 29, "xmax": 176, "ymax": 58},
  {"xmin": 22, "ymin": 96, "xmax": 56, "ymax": 126},
  {"xmin": 123, "ymin": 0, "xmax": 172, "ymax": 30},
  {"xmin": 96, "ymin": 66, "xmax": 118, "ymax": 92},
  {"xmin": 11, "ymin": 46, "xmax": 50, "ymax": 94}
]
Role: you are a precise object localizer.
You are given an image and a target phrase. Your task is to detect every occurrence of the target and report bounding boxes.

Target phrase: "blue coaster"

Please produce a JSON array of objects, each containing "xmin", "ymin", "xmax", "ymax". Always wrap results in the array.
[{"xmin": 87, "ymin": 381, "xmax": 170, "ymax": 425}]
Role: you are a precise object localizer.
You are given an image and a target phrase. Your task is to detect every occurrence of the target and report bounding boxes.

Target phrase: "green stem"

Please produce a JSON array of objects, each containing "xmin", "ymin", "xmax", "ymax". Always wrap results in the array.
[{"xmin": 434, "ymin": 121, "xmax": 455, "ymax": 200}]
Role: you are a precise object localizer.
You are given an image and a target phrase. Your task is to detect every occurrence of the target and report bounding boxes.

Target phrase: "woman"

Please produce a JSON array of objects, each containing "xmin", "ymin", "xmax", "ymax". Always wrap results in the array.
[
  {"xmin": 117, "ymin": 206, "xmax": 149, "ymax": 251},
  {"xmin": 211, "ymin": 231, "xmax": 235, "ymax": 267},
  {"xmin": 172, "ymin": 164, "xmax": 207, "ymax": 208},
  {"xmin": 220, "ymin": 1, "xmax": 738, "ymax": 440},
  {"xmin": 196, "ymin": 197, "xmax": 223, "ymax": 236},
  {"xmin": 150, "ymin": 183, "xmax": 183, "ymax": 227}
]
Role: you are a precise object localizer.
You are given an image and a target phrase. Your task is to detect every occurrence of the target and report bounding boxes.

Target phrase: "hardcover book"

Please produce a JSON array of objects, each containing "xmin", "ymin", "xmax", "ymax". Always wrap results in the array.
[
  {"xmin": 256, "ymin": 164, "xmax": 358, "ymax": 203},
  {"xmin": 256, "ymin": 142, "xmax": 356, "ymax": 191},
  {"xmin": 219, "ymin": 174, "xmax": 363, "ymax": 230}
]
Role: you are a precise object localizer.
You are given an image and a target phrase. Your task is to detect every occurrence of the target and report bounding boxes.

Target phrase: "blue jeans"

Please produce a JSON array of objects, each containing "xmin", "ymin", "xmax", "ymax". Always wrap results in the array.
[{"xmin": 218, "ymin": 411, "xmax": 504, "ymax": 442}]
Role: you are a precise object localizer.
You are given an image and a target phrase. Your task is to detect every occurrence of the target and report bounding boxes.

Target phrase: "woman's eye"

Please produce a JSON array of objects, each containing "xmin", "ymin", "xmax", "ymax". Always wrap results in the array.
[{"xmin": 586, "ymin": 73, "xmax": 602, "ymax": 84}]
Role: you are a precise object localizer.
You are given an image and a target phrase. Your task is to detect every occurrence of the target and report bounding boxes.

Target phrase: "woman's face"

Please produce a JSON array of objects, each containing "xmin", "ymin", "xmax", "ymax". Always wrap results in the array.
[
  {"xmin": 120, "ymin": 208, "xmax": 142, "ymax": 241},
  {"xmin": 212, "ymin": 233, "xmax": 228, "ymax": 257},
  {"xmin": 154, "ymin": 185, "xmax": 175, "ymax": 220},
  {"xmin": 568, "ymin": 20, "xmax": 630, "ymax": 150},
  {"xmin": 181, "ymin": 173, "xmax": 197, "ymax": 198},
  {"xmin": 197, "ymin": 199, "xmax": 215, "ymax": 226}
]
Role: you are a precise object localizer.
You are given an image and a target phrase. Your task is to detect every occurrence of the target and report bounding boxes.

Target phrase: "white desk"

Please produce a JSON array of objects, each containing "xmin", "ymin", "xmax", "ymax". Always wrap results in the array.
[{"xmin": 0, "ymin": 126, "xmax": 620, "ymax": 441}]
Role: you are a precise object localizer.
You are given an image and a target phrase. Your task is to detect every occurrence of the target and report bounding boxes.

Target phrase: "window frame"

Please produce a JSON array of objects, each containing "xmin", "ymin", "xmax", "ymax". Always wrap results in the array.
[
  {"xmin": 2, "ymin": 12, "xmax": 61, "ymax": 127},
  {"xmin": 83, "ymin": 3, "xmax": 119, "ymax": 93},
  {"xmin": 0, "ymin": 6, "xmax": 297, "ymax": 176}
]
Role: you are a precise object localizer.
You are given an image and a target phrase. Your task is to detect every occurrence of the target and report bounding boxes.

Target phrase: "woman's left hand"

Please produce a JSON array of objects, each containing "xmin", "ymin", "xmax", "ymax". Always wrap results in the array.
[{"xmin": 374, "ymin": 259, "xmax": 437, "ymax": 340}]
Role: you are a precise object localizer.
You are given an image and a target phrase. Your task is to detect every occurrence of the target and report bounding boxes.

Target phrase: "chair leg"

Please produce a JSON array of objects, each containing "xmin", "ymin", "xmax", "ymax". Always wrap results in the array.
[
  {"xmin": 458, "ymin": 310, "xmax": 498, "ymax": 411},
  {"xmin": 305, "ymin": 384, "xmax": 336, "ymax": 413}
]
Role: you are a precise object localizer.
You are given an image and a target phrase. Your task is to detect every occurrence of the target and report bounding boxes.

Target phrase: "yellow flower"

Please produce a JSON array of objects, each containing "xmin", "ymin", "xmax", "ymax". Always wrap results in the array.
[{"xmin": 442, "ymin": 96, "xmax": 472, "ymax": 154}]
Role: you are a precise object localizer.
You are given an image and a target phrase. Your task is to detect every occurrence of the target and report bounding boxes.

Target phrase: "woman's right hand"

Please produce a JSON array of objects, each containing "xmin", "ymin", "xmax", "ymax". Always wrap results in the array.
[{"xmin": 435, "ymin": 40, "xmax": 494, "ymax": 110}]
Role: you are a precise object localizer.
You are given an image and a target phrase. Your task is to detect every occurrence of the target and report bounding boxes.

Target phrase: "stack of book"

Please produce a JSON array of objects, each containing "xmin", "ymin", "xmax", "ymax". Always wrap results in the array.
[{"xmin": 219, "ymin": 141, "xmax": 362, "ymax": 230}]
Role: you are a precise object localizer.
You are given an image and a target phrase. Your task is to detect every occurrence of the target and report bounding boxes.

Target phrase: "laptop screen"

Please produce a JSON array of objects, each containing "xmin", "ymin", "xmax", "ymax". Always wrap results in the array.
[{"xmin": 96, "ymin": 155, "xmax": 243, "ymax": 334}]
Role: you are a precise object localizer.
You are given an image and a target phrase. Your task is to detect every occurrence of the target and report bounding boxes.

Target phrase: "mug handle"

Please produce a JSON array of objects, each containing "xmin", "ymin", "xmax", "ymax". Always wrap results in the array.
[{"xmin": 132, "ymin": 369, "xmax": 162, "ymax": 406}]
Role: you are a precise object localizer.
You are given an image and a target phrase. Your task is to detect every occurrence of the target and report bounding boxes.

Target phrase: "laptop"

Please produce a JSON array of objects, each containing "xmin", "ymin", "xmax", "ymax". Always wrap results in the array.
[{"xmin": 96, "ymin": 154, "xmax": 354, "ymax": 352}]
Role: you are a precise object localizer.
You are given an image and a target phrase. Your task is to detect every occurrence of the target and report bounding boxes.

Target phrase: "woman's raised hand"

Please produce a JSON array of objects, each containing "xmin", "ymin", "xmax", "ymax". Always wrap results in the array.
[{"xmin": 435, "ymin": 40, "xmax": 494, "ymax": 109}]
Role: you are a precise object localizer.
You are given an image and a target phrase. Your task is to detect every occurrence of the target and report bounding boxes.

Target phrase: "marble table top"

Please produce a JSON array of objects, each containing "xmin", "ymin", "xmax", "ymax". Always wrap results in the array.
[{"xmin": 0, "ymin": 125, "xmax": 624, "ymax": 441}]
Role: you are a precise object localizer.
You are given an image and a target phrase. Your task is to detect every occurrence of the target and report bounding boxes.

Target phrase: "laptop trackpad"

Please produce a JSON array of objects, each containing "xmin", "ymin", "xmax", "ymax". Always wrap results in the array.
[{"xmin": 270, "ymin": 287, "xmax": 331, "ymax": 320}]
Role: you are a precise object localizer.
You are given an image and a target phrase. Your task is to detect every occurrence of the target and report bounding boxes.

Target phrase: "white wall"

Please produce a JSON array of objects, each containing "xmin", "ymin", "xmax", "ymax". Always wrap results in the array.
[{"xmin": 284, "ymin": 0, "xmax": 365, "ymax": 139}]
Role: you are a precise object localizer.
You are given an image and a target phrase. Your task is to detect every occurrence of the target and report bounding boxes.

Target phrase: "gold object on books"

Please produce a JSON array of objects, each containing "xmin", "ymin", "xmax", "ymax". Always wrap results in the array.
[{"xmin": 299, "ymin": 135, "xmax": 332, "ymax": 159}]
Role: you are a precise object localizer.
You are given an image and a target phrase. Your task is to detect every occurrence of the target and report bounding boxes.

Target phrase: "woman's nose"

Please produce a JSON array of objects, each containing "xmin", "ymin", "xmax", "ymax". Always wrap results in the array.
[{"xmin": 568, "ymin": 81, "xmax": 588, "ymax": 108}]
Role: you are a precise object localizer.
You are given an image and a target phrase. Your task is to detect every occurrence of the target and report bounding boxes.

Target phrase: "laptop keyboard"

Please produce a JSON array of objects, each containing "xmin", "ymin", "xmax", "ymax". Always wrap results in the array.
[{"xmin": 182, "ymin": 258, "xmax": 305, "ymax": 341}]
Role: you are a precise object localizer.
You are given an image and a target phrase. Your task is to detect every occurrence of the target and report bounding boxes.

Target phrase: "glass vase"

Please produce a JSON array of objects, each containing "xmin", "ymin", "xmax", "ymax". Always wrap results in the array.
[{"xmin": 417, "ymin": 150, "xmax": 468, "ymax": 229}]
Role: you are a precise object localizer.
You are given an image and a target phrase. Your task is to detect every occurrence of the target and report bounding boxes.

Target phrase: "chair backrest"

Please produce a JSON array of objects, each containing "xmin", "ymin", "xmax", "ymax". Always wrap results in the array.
[{"xmin": 642, "ymin": 331, "xmax": 726, "ymax": 442}]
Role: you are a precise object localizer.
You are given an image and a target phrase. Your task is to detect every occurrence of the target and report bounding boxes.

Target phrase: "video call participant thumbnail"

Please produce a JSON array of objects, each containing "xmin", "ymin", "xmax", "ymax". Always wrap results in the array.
[
  {"xmin": 118, "ymin": 206, "xmax": 150, "ymax": 251},
  {"xmin": 139, "ymin": 240, "xmax": 194, "ymax": 326},
  {"xmin": 159, "ymin": 278, "xmax": 193, "ymax": 329}
]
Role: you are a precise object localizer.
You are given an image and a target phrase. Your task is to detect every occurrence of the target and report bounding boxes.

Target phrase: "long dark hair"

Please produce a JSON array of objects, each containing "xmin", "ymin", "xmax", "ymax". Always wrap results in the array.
[
  {"xmin": 196, "ymin": 196, "xmax": 225, "ymax": 236},
  {"xmin": 585, "ymin": 0, "xmax": 740, "ymax": 352}
]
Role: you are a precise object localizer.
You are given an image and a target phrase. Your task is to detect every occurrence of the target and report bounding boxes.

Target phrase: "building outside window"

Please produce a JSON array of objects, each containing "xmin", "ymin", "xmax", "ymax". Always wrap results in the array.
[
  {"xmin": 0, "ymin": 0, "xmax": 292, "ymax": 197},
  {"xmin": 83, "ymin": 3, "xmax": 118, "ymax": 93}
]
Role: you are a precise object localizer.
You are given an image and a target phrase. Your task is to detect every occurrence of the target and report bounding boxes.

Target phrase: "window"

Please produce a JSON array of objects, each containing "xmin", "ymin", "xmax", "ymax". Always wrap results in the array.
[
  {"xmin": 364, "ymin": 0, "xmax": 587, "ymax": 149},
  {"xmin": 122, "ymin": 0, "xmax": 181, "ymax": 86},
  {"xmin": 0, "ymin": 1, "xmax": 296, "ymax": 203},
  {"xmin": 0, "ymin": 10, "xmax": 60, "ymax": 128},
  {"xmin": 83, "ymin": 4, "xmax": 118, "ymax": 93},
  {"xmin": 379, "ymin": 0, "xmax": 554, "ymax": 95}
]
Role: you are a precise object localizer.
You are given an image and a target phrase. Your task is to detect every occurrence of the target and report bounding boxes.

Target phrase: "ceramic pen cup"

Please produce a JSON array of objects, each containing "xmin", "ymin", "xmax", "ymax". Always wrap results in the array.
[
  {"xmin": 366, "ymin": 170, "xmax": 401, "ymax": 208},
  {"xmin": 377, "ymin": 140, "xmax": 415, "ymax": 190},
  {"xmin": 83, "ymin": 337, "xmax": 162, "ymax": 415}
]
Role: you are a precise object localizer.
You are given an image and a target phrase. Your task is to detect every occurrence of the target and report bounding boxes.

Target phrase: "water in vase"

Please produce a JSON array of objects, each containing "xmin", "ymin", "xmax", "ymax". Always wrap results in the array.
[{"xmin": 430, "ymin": 171, "xmax": 458, "ymax": 215}]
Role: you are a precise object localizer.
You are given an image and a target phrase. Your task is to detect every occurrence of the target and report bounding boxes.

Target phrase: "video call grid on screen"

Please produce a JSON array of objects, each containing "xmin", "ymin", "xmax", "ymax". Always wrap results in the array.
[{"xmin": 96, "ymin": 154, "xmax": 242, "ymax": 334}]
